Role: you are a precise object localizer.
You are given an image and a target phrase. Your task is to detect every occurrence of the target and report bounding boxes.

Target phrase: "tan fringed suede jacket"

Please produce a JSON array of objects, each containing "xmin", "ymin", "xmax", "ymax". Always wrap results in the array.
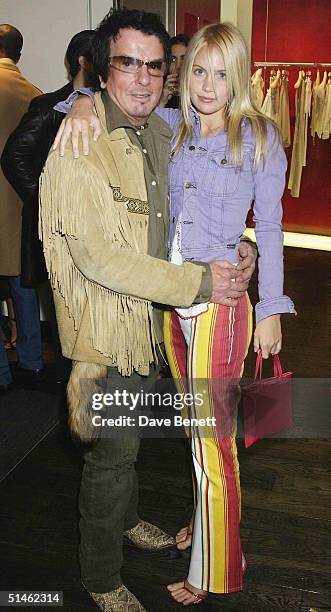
[{"xmin": 39, "ymin": 93, "xmax": 209, "ymax": 376}]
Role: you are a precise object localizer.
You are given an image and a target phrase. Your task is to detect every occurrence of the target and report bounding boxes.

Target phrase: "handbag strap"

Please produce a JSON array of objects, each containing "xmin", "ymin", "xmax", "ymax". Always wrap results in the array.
[
  {"xmin": 254, "ymin": 350, "xmax": 263, "ymax": 380},
  {"xmin": 254, "ymin": 351, "xmax": 284, "ymax": 380},
  {"xmin": 273, "ymin": 354, "xmax": 283, "ymax": 377}
]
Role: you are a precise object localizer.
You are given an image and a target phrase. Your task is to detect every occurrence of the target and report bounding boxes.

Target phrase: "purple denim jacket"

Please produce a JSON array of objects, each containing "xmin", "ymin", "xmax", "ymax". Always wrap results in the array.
[
  {"xmin": 55, "ymin": 92, "xmax": 296, "ymax": 322},
  {"xmin": 156, "ymin": 107, "xmax": 295, "ymax": 322}
]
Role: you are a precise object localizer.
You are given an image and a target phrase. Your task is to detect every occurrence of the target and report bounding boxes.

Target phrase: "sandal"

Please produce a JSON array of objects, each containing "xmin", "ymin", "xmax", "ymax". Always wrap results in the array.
[
  {"xmin": 183, "ymin": 581, "xmax": 207, "ymax": 605},
  {"xmin": 176, "ymin": 526, "xmax": 192, "ymax": 550},
  {"xmin": 168, "ymin": 580, "xmax": 208, "ymax": 606}
]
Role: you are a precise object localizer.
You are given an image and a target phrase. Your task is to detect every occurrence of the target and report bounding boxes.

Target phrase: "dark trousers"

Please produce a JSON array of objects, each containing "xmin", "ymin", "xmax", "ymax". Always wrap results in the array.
[
  {"xmin": 0, "ymin": 275, "xmax": 42, "ymax": 385},
  {"xmin": 78, "ymin": 365, "xmax": 159, "ymax": 593}
]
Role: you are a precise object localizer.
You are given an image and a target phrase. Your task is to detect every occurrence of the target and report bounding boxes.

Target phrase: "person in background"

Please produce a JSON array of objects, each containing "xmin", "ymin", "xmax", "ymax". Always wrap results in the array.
[
  {"xmin": 0, "ymin": 24, "xmax": 42, "ymax": 393},
  {"xmin": 1, "ymin": 29, "xmax": 96, "ymax": 382},
  {"xmin": 161, "ymin": 33, "xmax": 190, "ymax": 108}
]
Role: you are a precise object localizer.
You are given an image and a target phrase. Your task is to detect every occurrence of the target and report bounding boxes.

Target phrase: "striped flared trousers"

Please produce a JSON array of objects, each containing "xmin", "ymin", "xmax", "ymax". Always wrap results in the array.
[{"xmin": 164, "ymin": 295, "xmax": 252, "ymax": 593}]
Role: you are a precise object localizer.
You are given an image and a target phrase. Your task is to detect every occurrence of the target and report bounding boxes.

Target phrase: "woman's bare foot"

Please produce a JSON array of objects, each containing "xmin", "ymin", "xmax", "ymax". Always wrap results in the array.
[
  {"xmin": 176, "ymin": 526, "xmax": 192, "ymax": 551},
  {"xmin": 167, "ymin": 580, "xmax": 207, "ymax": 606}
]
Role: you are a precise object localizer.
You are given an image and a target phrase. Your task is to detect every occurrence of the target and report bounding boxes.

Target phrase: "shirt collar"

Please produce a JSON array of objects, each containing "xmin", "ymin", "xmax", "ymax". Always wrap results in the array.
[
  {"xmin": 0, "ymin": 57, "xmax": 17, "ymax": 66},
  {"xmin": 190, "ymin": 105, "xmax": 248, "ymax": 132},
  {"xmin": 101, "ymin": 90, "xmax": 149, "ymax": 134}
]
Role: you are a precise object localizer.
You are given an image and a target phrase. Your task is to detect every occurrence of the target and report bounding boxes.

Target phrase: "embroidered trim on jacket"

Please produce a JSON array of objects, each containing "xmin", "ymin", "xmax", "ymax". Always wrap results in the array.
[{"xmin": 110, "ymin": 185, "xmax": 149, "ymax": 215}]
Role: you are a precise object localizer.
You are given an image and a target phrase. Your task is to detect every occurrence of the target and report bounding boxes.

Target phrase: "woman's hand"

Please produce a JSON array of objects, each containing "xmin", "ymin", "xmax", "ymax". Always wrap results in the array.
[
  {"xmin": 52, "ymin": 95, "xmax": 101, "ymax": 158},
  {"xmin": 158, "ymin": 73, "xmax": 179, "ymax": 107},
  {"xmin": 254, "ymin": 314, "xmax": 282, "ymax": 359}
]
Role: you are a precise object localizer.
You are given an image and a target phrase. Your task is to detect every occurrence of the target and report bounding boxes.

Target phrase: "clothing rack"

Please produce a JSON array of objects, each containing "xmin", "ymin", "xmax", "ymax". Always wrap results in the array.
[{"xmin": 254, "ymin": 62, "xmax": 331, "ymax": 67}]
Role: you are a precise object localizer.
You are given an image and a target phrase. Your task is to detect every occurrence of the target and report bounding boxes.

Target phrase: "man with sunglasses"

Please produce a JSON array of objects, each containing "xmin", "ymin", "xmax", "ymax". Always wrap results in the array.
[{"xmin": 39, "ymin": 9, "xmax": 255, "ymax": 612}]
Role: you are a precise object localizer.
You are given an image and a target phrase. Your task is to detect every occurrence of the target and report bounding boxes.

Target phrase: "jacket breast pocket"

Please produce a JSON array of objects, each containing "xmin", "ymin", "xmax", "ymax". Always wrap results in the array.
[{"xmin": 200, "ymin": 151, "xmax": 240, "ymax": 197}]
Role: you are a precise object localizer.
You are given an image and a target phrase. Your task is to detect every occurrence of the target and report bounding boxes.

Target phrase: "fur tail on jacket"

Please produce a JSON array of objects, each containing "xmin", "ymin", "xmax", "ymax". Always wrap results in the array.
[{"xmin": 67, "ymin": 361, "xmax": 107, "ymax": 443}]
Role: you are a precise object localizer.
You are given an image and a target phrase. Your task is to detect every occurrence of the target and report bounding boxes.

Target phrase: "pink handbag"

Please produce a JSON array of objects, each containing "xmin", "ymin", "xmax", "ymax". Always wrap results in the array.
[{"xmin": 243, "ymin": 351, "xmax": 293, "ymax": 448}]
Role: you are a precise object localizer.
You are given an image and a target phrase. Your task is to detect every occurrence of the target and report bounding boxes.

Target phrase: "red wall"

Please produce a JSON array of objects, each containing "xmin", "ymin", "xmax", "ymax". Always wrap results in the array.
[
  {"xmin": 252, "ymin": 0, "xmax": 331, "ymax": 63},
  {"xmin": 176, "ymin": 0, "xmax": 220, "ymax": 36},
  {"xmin": 251, "ymin": 0, "xmax": 331, "ymax": 235}
]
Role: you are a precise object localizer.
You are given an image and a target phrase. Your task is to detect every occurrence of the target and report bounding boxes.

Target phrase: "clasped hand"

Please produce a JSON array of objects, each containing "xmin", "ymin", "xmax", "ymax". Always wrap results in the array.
[{"xmin": 210, "ymin": 241, "xmax": 256, "ymax": 307}]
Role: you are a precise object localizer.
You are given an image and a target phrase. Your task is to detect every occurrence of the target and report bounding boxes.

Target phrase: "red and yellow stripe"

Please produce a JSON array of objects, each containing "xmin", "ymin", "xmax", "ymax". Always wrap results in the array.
[{"xmin": 164, "ymin": 294, "xmax": 252, "ymax": 594}]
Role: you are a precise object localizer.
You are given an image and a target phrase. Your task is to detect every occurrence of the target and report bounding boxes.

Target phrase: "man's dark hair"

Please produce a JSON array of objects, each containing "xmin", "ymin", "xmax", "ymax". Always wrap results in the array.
[
  {"xmin": 170, "ymin": 33, "xmax": 191, "ymax": 48},
  {"xmin": 65, "ymin": 29, "xmax": 95, "ymax": 78},
  {"xmin": 94, "ymin": 8, "xmax": 171, "ymax": 83},
  {"xmin": 0, "ymin": 24, "xmax": 23, "ymax": 63}
]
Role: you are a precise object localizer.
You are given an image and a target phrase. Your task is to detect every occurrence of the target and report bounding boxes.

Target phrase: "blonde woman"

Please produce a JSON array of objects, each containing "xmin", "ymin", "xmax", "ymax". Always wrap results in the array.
[
  {"xmin": 53, "ymin": 21, "xmax": 295, "ymax": 606},
  {"xmin": 160, "ymin": 23, "xmax": 295, "ymax": 605}
]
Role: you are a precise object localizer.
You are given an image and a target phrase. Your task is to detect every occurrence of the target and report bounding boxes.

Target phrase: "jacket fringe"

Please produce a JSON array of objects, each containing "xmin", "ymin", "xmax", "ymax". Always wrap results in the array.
[{"xmin": 39, "ymin": 149, "xmax": 156, "ymax": 377}]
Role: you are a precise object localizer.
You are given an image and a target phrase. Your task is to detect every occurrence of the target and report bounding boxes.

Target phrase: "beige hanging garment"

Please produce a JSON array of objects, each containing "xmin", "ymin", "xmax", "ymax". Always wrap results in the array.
[
  {"xmin": 310, "ymin": 70, "xmax": 320, "ymax": 137},
  {"xmin": 261, "ymin": 87, "xmax": 273, "ymax": 118},
  {"xmin": 288, "ymin": 72, "xmax": 306, "ymax": 197},
  {"xmin": 303, "ymin": 76, "xmax": 312, "ymax": 166},
  {"xmin": 321, "ymin": 78, "xmax": 331, "ymax": 139},
  {"xmin": 278, "ymin": 73, "xmax": 291, "ymax": 147},
  {"xmin": 315, "ymin": 71, "xmax": 328, "ymax": 138},
  {"xmin": 251, "ymin": 68, "xmax": 265, "ymax": 110},
  {"xmin": 261, "ymin": 71, "xmax": 279, "ymax": 121},
  {"xmin": 272, "ymin": 70, "xmax": 282, "ymax": 126}
]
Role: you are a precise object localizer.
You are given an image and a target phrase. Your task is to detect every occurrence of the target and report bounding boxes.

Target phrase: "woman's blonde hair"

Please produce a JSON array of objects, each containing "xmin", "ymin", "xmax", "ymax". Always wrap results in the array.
[{"xmin": 173, "ymin": 21, "xmax": 278, "ymax": 166}]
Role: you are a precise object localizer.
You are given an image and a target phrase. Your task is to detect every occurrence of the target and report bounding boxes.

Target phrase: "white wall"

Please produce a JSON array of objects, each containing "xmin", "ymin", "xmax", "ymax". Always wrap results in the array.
[
  {"xmin": 91, "ymin": 0, "xmax": 115, "ymax": 28},
  {"xmin": 237, "ymin": 0, "xmax": 253, "ymax": 55},
  {"xmin": 0, "ymin": 0, "xmax": 114, "ymax": 92},
  {"xmin": 221, "ymin": 0, "xmax": 253, "ymax": 54}
]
